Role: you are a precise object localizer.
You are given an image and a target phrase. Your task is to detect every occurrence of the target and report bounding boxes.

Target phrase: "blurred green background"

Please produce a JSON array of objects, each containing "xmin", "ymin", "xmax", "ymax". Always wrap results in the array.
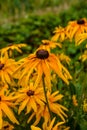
[{"xmin": 0, "ymin": 0, "xmax": 87, "ymax": 51}]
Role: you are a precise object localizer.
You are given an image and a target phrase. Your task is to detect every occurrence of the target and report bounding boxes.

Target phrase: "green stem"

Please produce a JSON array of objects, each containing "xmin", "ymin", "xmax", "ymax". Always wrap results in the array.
[{"xmin": 42, "ymin": 74, "xmax": 52, "ymax": 120}]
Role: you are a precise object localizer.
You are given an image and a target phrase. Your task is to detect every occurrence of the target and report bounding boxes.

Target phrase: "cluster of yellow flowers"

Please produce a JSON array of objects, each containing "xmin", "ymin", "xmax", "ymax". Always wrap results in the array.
[{"xmin": 0, "ymin": 18, "xmax": 87, "ymax": 130}]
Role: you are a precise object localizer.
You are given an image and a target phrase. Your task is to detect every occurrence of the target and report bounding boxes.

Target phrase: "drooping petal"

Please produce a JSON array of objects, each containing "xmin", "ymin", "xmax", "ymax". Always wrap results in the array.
[
  {"xmin": 1, "ymin": 102, "xmax": 19, "ymax": 124},
  {"xmin": 30, "ymin": 98, "xmax": 37, "ymax": 112},
  {"xmin": 42, "ymin": 60, "xmax": 51, "ymax": 91},
  {"xmin": 31, "ymin": 125, "xmax": 41, "ymax": 130},
  {"xmin": 18, "ymin": 98, "xmax": 29, "ymax": 114},
  {"xmin": 34, "ymin": 64, "xmax": 43, "ymax": 88},
  {"xmin": 0, "ymin": 109, "xmax": 3, "ymax": 129},
  {"xmin": 48, "ymin": 117, "xmax": 56, "ymax": 129},
  {"xmin": 25, "ymin": 60, "xmax": 40, "ymax": 86}
]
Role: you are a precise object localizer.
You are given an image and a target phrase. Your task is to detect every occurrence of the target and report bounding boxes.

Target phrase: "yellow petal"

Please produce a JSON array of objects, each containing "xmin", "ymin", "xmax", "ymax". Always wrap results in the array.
[
  {"xmin": 4, "ymin": 71, "xmax": 12, "ymax": 84},
  {"xmin": 53, "ymin": 121, "xmax": 64, "ymax": 130},
  {"xmin": 30, "ymin": 98, "xmax": 37, "ymax": 112},
  {"xmin": 51, "ymin": 95, "xmax": 63, "ymax": 102},
  {"xmin": 1, "ymin": 102, "xmax": 19, "ymax": 124},
  {"xmin": 49, "ymin": 117, "xmax": 56, "ymax": 129},
  {"xmin": 34, "ymin": 63, "xmax": 42, "ymax": 88},
  {"xmin": 71, "ymin": 26, "xmax": 79, "ymax": 39},
  {"xmin": 42, "ymin": 60, "xmax": 51, "ymax": 91},
  {"xmin": 0, "ymin": 109, "xmax": 3, "ymax": 129},
  {"xmin": 25, "ymin": 60, "xmax": 40, "ymax": 86},
  {"xmin": 31, "ymin": 125, "xmax": 41, "ymax": 130},
  {"xmin": 18, "ymin": 98, "xmax": 29, "ymax": 114},
  {"xmin": 26, "ymin": 102, "xmax": 32, "ymax": 114},
  {"xmin": 14, "ymin": 46, "xmax": 22, "ymax": 53},
  {"xmin": 27, "ymin": 112, "xmax": 35, "ymax": 123}
]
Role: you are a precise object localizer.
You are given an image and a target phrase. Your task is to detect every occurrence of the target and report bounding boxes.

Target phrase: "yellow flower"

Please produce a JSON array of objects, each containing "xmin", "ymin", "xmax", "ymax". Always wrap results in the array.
[
  {"xmin": 83, "ymin": 98, "xmax": 87, "ymax": 112},
  {"xmin": 29, "ymin": 91, "xmax": 68, "ymax": 129},
  {"xmin": 66, "ymin": 18, "xmax": 87, "ymax": 41},
  {"xmin": 38, "ymin": 39, "xmax": 62, "ymax": 51},
  {"xmin": 14, "ymin": 49, "xmax": 72, "ymax": 89},
  {"xmin": 0, "ymin": 89, "xmax": 19, "ymax": 129},
  {"xmin": 0, "ymin": 57, "xmax": 17, "ymax": 86},
  {"xmin": 47, "ymin": 91, "xmax": 68, "ymax": 121},
  {"xmin": 72, "ymin": 95, "xmax": 78, "ymax": 106},
  {"xmin": 1, "ymin": 121, "xmax": 14, "ymax": 130},
  {"xmin": 79, "ymin": 50, "xmax": 87, "ymax": 62},
  {"xmin": 86, "ymin": 44, "xmax": 87, "ymax": 48},
  {"xmin": 58, "ymin": 53, "xmax": 71, "ymax": 65},
  {"xmin": 51, "ymin": 26, "xmax": 67, "ymax": 42},
  {"xmin": 75, "ymin": 33, "xmax": 87, "ymax": 45},
  {"xmin": 15, "ymin": 84, "xmax": 45, "ymax": 114},
  {"xmin": 31, "ymin": 117, "xmax": 65, "ymax": 130},
  {"xmin": 0, "ymin": 43, "xmax": 27, "ymax": 58}
]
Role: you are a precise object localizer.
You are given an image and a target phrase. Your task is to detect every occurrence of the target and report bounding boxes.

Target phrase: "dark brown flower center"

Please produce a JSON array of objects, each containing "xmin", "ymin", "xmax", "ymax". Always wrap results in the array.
[
  {"xmin": 43, "ymin": 42, "xmax": 49, "ymax": 45},
  {"xmin": 27, "ymin": 90, "xmax": 34, "ymax": 96},
  {"xmin": 4, "ymin": 125, "xmax": 9, "ymax": 129},
  {"xmin": 77, "ymin": 19, "xmax": 85, "ymax": 24},
  {"xmin": 0, "ymin": 96, "xmax": 1, "ymax": 101},
  {"xmin": 36, "ymin": 49, "xmax": 49, "ymax": 59},
  {"xmin": 0, "ymin": 63, "xmax": 4, "ymax": 70}
]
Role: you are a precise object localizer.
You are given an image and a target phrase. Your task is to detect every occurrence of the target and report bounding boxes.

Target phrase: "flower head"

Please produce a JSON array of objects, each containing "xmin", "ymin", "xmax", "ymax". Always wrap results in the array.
[
  {"xmin": 72, "ymin": 95, "xmax": 78, "ymax": 106},
  {"xmin": 83, "ymin": 98, "xmax": 87, "ymax": 112},
  {"xmin": 0, "ymin": 57, "xmax": 17, "ymax": 86},
  {"xmin": 14, "ymin": 49, "xmax": 72, "ymax": 89},
  {"xmin": 28, "ymin": 91, "xmax": 68, "ymax": 129},
  {"xmin": 58, "ymin": 53, "xmax": 71, "ymax": 65},
  {"xmin": 79, "ymin": 50, "xmax": 87, "ymax": 62},
  {"xmin": 38, "ymin": 40, "xmax": 62, "ymax": 51},
  {"xmin": 66, "ymin": 18, "xmax": 87, "ymax": 41},
  {"xmin": 15, "ymin": 83, "xmax": 45, "ymax": 114},
  {"xmin": 0, "ymin": 43, "xmax": 27, "ymax": 58},
  {"xmin": 51, "ymin": 26, "xmax": 67, "ymax": 42},
  {"xmin": 75, "ymin": 33, "xmax": 87, "ymax": 45},
  {"xmin": 47, "ymin": 91, "xmax": 68, "ymax": 121}
]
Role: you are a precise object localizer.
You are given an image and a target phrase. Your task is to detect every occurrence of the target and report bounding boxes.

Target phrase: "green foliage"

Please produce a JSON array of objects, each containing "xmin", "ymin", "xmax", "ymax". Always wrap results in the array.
[{"xmin": 0, "ymin": 0, "xmax": 87, "ymax": 52}]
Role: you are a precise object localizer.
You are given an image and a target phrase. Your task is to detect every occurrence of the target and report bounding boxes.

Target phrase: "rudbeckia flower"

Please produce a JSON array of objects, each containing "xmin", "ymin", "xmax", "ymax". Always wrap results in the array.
[
  {"xmin": 72, "ymin": 95, "xmax": 78, "ymax": 106},
  {"xmin": 31, "ymin": 117, "xmax": 65, "ymax": 130},
  {"xmin": 83, "ymin": 98, "xmax": 87, "ymax": 112},
  {"xmin": 51, "ymin": 26, "xmax": 67, "ymax": 42},
  {"xmin": 14, "ymin": 49, "xmax": 72, "ymax": 89},
  {"xmin": 0, "ymin": 57, "xmax": 17, "ymax": 86},
  {"xmin": 38, "ymin": 39, "xmax": 62, "ymax": 51},
  {"xmin": 28, "ymin": 91, "xmax": 68, "ymax": 129},
  {"xmin": 58, "ymin": 53, "xmax": 71, "ymax": 65},
  {"xmin": 75, "ymin": 33, "xmax": 87, "ymax": 45},
  {"xmin": 79, "ymin": 50, "xmax": 87, "ymax": 62},
  {"xmin": 0, "ymin": 43, "xmax": 27, "ymax": 58},
  {"xmin": 66, "ymin": 18, "xmax": 87, "ymax": 41},
  {"xmin": 47, "ymin": 91, "xmax": 68, "ymax": 121},
  {"xmin": 15, "ymin": 84, "xmax": 45, "ymax": 114},
  {"xmin": 0, "ymin": 89, "xmax": 19, "ymax": 129},
  {"xmin": 2, "ymin": 121, "xmax": 14, "ymax": 130}
]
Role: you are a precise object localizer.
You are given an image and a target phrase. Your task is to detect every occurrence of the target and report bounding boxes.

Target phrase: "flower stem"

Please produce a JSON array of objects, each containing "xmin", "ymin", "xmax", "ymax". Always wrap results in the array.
[{"xmin": 42, "ymin": 73, "xmax": 52, "ymax": 120}]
